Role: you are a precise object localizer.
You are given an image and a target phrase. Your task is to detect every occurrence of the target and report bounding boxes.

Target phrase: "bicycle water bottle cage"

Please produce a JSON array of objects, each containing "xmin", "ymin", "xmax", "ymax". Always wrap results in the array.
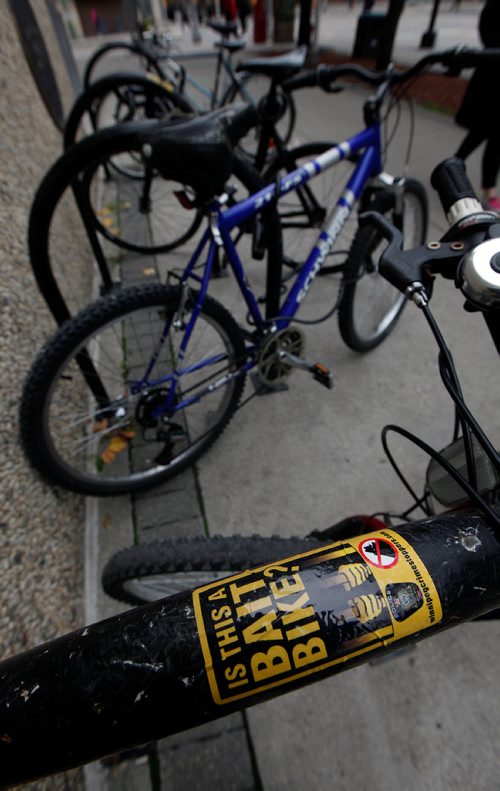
[
  {"xmin": 139, "ymin": 112, "xmax": 235, "ymax": 205},
  {"xmin": 236, "ymin": 46, "xmax": 307, "ymax": 80}
]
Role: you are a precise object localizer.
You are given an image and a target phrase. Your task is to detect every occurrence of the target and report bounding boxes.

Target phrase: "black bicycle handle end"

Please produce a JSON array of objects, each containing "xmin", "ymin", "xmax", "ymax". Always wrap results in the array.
[{"xmin": 431, "ymin": 157, "xmax": 479, "ymax": 218}]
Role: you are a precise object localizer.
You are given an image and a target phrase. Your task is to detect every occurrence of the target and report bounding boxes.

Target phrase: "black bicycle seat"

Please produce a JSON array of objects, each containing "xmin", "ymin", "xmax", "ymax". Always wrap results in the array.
[
  {"xmin": 215, "ymin": 38, "xmax": 245, "ymax": 52},
  {"xmin": 208, "ymin": 20, "xmax": 238, "ymax": 37},
  {"xmin": 237, "ymin": 46, "xmax": 307, "ymax": 79},
  {"xmin": 137, "ymin": 105, "xmax": 257, "ymax": 204}
]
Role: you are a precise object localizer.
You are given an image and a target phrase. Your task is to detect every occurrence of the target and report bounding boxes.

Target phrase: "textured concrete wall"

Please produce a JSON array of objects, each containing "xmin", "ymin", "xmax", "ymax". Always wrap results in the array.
[{"xmin": 0, "ymin": 3, "xmax": 92, "ymax": 788}]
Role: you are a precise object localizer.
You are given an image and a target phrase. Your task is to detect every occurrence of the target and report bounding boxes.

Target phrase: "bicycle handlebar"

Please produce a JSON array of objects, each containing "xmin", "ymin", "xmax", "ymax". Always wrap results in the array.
[
  {"xmin": 283, "ymin": 47, "xmax": 500, "ymax": 94},
  {"xmin": 360, "ymin": 157, "xmax": 500, "ymax": 357},
  {"xmin": 0, "ymin": 508, "xmax": 499, "ymax": 787}
]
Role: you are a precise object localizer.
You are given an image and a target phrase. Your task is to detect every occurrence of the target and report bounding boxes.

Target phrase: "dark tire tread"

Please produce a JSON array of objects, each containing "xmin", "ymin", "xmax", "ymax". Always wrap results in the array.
[{"xmin": 102, "ymin": 534, "xmax": 326, "ymax": 605}]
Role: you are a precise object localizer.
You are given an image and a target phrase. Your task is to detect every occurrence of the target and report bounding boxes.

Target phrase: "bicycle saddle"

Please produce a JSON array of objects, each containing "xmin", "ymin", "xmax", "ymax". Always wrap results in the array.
[
  {"xmin": 138, "ymin": 104, "xmax": 258, "ymax": 204},
  {"xmin": 208, "ymin": 20, "xmax": 238, "ymax": 37},
  {"xmin": 237, "ymin": 46, "xmax": 307, "ymax": 79}
]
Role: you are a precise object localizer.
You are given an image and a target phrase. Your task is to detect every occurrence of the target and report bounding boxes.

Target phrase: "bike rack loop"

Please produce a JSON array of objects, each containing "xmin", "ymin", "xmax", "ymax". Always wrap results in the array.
[{"xmin": 29, "ymin": 114, "xmax": 166, "ymax": 328}]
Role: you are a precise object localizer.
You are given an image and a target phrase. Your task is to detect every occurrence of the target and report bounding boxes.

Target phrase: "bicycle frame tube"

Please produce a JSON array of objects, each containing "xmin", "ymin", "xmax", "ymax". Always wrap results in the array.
[
  {"xmin": 2, "ymin": 509, "xmax": 500, "ymax": 786},
  {"xmin": 182, "ymin": 49, "xmax": 239, "ymax": 111},
  {"xmin": 219, "ymin": 124, "xmax": 382, "ymax": 327},
  {"xmin": 129, "ymin": 228, "xmax": 252, "ymax": 417}
]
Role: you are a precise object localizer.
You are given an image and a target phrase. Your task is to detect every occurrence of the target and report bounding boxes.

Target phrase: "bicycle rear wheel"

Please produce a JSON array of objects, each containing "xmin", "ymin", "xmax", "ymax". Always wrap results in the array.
[
  {"xmin": 338, "ymin": 179, "xmax": 428, "ymax": 351},
  {"xmin": 102, "ymin": 535, "xmax": 325, "ymax": 605},
  {"xmin": 20, "ymin": 284, "xmax": 246, "ymax": 496}
]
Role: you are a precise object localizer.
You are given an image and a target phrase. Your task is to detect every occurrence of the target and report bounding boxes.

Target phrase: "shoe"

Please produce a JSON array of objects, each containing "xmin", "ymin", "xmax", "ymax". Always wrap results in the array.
[{"xmin": 485, "ymin": 196, "xmax": 500, "ymax": 212}]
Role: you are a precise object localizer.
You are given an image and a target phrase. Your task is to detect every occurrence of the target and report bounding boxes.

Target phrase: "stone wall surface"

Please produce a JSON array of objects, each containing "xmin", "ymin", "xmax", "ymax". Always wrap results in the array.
[{"xmin": 0, "ymin": 2, "xmax": 92, "ymax": 788}]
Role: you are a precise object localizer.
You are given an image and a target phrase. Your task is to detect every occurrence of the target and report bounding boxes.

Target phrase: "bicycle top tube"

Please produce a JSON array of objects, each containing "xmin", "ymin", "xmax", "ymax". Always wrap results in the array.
[{"xmin": 214, "ymin": 124, "xmax": 382, "ymax": 328}]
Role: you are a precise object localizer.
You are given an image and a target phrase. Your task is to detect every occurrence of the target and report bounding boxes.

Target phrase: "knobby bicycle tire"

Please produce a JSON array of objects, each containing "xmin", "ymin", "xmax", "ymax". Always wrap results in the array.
[
  {"xmin": 338, "ymin": 178, "xmax": 428, "ymax": 352},
  {"xmin": 102, "ymin": 534, "xmax": 327, "ymax": 605},
  {"xmin": 64, "ymin": 74, "xmax": 201, "ymax": 254},
  {"xmin": 20, "ymin": 284, "xmax": 246, "ymax": 496}
]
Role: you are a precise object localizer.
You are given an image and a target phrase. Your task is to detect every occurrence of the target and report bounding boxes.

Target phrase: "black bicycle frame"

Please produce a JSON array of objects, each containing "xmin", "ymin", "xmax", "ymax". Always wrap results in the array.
[{"xmin": 1, "ymin": 510, "xmax": 499, "ymax": 787}]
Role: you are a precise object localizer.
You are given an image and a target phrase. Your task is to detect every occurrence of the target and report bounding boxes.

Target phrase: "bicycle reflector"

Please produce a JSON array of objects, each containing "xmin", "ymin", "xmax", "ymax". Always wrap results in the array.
[{"xmin": 426, "ymin": 436, "xmax": 499, "ymax": 507}]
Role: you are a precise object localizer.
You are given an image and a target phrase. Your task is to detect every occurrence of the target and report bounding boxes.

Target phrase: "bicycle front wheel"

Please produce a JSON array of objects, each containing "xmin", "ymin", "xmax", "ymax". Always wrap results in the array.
[
  {"xmin": 338, "ymin": 178, "xmax": 428, "ymax": 352},
  {"xmin": 102, "ymin": 535, "xmax": 325, "ymax": 605},
  {"xmin": 20, "ymin": 285, "xmax": 246, "ymax": 496}
]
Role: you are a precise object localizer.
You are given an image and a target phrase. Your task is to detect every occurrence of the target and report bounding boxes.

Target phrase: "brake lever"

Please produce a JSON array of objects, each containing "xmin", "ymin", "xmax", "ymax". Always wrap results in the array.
[{"xmin": 359, "ymin": 211, "xmax": 470, "ymax": 306}]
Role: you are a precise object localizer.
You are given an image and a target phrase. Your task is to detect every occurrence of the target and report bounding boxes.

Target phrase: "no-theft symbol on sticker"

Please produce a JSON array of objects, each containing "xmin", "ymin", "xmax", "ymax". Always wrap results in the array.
[{"xmin": 358, "ymin": 537, "xmax": 399, "ymax": 569}]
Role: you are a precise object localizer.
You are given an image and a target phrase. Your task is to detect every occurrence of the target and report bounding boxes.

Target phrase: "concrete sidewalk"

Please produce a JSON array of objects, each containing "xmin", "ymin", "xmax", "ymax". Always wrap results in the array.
[{"xmin": 69, "ymin": 6, "xmax": 500, "ymax": 790}]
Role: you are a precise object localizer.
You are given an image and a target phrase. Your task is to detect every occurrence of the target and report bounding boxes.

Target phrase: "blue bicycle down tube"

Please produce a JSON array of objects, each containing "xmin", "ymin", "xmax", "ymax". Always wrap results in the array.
[{"xmin": 279, "ymin": 144, "xmax": 380, "ymax": 321}]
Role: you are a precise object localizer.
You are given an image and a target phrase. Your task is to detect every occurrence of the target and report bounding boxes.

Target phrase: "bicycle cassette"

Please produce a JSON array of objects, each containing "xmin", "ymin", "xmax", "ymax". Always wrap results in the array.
[{"xmin": 257, "ymin": 327, "xmax": 305, "ymax": 387}]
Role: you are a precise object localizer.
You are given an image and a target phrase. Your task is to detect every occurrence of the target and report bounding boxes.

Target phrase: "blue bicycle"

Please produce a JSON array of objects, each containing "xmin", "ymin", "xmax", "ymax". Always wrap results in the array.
[{"xmin": 21, "ymin": 57, "xmax": 433, "ymax": 496}]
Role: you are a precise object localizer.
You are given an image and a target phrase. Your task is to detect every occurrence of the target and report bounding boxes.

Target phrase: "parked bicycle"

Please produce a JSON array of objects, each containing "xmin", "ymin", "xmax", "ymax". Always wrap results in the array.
[
  {"xmin": 63, "ymin": 46, "xmax": 308, "ymax": 259},
  {"xmin": 82, "ymin": 21, "xmax": 297, "ymax": 148},
  {"xmin": 2, "ymin": 149, "xmax": 500, "ymax": 786},
  {"xmin": 101, "ymin": 151, "xmax": 500, "ymax": 602},
  {"xmin": 22, "ymin": 51, "xmax": 437, "ymax": 496}
]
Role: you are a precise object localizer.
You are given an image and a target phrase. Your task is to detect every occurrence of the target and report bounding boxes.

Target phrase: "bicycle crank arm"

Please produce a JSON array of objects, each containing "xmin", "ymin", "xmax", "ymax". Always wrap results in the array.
[{"xmin": 277, "ymin": 350, "xmax": 333, "ymax": 389}]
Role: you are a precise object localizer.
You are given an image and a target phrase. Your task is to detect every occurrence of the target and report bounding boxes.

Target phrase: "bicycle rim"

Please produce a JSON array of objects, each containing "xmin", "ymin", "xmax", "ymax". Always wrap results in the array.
[
  {"xmin": 339, "ymin": 181, "xmax": 427, "ymax": 351},
  {"xmin": 84, "ymin": 157, "xmax": 202, "ymax": 254},
  {"xmin": 27, "ymin": 287, "xmax": 245, "ymax": 495}
]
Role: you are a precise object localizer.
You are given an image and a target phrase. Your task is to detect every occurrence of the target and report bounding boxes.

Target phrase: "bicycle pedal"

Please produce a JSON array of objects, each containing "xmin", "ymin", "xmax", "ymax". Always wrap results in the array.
[
  {"xmin": 277, "ymin": 350, "xmax": 333, "ymax": 390},
  {"xmin": 312, "ymin": 362, "xmax": 334, "ymax": 389}
]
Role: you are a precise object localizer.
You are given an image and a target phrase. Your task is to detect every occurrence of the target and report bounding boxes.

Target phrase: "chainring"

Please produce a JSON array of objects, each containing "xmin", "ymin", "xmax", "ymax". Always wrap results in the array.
[{"xmin": 257, "ymin": 327, "xmax": 305, "ymax": 387}]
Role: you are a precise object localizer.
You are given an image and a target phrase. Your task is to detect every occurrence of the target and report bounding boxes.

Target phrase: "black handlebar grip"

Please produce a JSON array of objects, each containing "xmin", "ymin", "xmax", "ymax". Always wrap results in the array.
[
  {"xmin": 282, "ymin": 69, "xmax": 319, "ymax": 92},
  {"xmin": 430, "ymin": 157, "xmax": 478, "ymax": 216}
]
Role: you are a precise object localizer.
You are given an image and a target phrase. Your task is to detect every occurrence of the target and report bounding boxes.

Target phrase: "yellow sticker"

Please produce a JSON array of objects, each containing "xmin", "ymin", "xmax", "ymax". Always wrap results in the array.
[
  {"xmin": 147, "ymin": 73, "xmax": 174, "ymax": 92},
  {"xmin": 193, "ymin": 530, "xmax": 442, "ymax": 705}
]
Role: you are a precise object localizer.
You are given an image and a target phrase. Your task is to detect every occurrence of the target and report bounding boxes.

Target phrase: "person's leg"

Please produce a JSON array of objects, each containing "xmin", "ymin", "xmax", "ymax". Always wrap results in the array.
[
  {"xmin": 455, "ymin": 128, "xmax": 485, "ymax": 161},
  {"xmin": 481, "ymin": 137, "xmax": 500, "ymax": 209}
]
